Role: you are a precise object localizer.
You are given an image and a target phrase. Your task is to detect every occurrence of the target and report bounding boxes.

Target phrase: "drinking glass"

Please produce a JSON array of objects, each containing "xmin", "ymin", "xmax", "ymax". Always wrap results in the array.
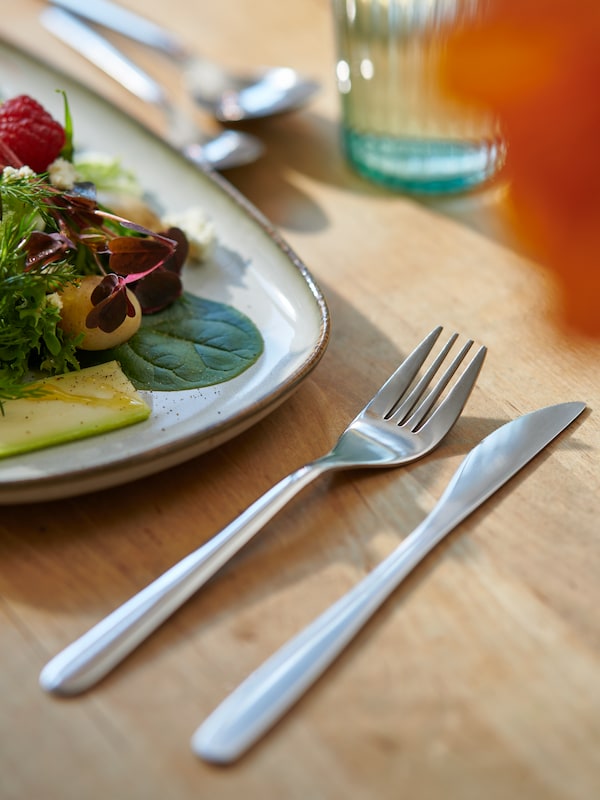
[{"xmin": 332, "ymin": 0, "xmax": 505, "ymax": 193}]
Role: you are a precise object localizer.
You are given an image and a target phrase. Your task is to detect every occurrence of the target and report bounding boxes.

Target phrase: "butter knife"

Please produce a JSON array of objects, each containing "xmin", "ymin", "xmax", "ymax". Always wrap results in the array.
[{"xmin": 192, "ymin": 401, "xmax": 586, "ymax": 763}]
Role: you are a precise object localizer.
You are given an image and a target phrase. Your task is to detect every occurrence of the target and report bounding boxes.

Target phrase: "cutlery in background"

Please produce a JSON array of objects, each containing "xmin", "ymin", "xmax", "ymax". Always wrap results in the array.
[
  {"xmin": 192, "ymin": 400, "xmax": 585, "ymax": 763},
  {"xmin": 40, "ymin": 7, "xmax": 265, "ymax": 171},
  {"xmin": 47, "ymin": 0, "xmax": 320, "ymax": 122},
  {"xmin": 39, "ymin": 326, "xmax": 485, "ymax": 696}
]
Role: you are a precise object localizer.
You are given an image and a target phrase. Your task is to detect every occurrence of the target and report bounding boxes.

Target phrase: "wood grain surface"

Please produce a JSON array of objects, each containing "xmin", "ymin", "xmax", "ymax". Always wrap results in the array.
[{"xmin": 1, "ymin": 2, "xmax": 599, "ymax": 799}]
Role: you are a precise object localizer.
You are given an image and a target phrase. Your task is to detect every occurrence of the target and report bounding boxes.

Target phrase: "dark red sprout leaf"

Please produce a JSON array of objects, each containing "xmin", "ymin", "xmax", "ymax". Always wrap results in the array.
[
  {"xmin": 86, "ymin": 274, "xmax": 137, "ymax": 332},
  {"xmin": 90, "ymin": 273, "xmax": 119, "ymax": 304},
  {"xmin": 86, "ymin": 288, "xmax": 128, "ymax": 332},
  {"xmin": 57, "ymin": 191, "xmax": 98, "ymax": 217},
  {"xmin": 159, "ymin": 227, "xmax": 189, "ymax": 274},
  {"xmin": 24, "ymin": 230, "xmax": 74, "ymax": 269},
  {"xmin": 52, "ymin": 191, "xmax": 103, "ymax": 232},
  {"xmin": 108, "ymin": 236, "xmax": 175, "ymax": 276},
  {"xmin": 133, "ymin": 268, "xmax": 183, "ymax": 314},
  {"xmin": 126, "ymin": 228, "xmax": 187, "ymax": 313}
]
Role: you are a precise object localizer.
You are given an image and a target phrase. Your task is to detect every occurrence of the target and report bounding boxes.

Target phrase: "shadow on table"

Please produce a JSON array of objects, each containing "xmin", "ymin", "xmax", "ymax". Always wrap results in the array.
[
  {"xmin": 221, "ymin": 109, "xmax": 514, "ymax": 249},
  {"xmin": 221, "ymin": 110, "xmax": 363, "ymax": 234}
]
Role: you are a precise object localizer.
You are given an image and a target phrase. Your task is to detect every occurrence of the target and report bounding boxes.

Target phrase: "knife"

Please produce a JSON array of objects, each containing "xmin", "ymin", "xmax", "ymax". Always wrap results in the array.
[{"xmin": 192, "ymin": 401, "xmax": 586, "ymax": 763}]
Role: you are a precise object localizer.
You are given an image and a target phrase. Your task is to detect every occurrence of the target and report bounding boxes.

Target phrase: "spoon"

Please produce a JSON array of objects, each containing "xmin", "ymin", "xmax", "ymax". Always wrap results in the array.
[
  {"xmin": 41, "ymin": 8, "xmax": 264, "ymax": 171},
  {"xmin": 48, "ymin": 0, "xmax": 320, "ymax": 122}
]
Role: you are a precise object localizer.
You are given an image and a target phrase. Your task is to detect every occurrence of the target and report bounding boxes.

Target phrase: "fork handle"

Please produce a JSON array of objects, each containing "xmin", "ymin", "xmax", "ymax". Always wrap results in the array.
[{"xmin": 39, "ymin": 460, "xmax": 330, "ymax": 696}]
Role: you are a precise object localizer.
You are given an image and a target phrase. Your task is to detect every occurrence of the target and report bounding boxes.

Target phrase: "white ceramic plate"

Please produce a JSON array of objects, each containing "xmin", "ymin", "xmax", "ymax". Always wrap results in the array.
[{"xmin": 0, "ymin": 41, "xmax": 330, "ymax": 504}]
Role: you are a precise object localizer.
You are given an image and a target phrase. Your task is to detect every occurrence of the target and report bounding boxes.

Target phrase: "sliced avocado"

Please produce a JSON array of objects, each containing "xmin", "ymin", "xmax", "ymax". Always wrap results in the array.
[{"xmin": 0, "ymin": 361, "xmax": 151, "ymax": 459}]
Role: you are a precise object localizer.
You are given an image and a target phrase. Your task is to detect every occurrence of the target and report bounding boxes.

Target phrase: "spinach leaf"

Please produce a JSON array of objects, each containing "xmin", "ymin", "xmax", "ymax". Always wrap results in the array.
[{"xmin": 94, "ymin": 292, "xmax": 263, "ymax": 391}]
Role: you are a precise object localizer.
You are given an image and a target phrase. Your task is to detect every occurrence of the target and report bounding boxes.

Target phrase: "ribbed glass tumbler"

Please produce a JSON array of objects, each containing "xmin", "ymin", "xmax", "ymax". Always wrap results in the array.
[{"xmin": 332, "ymin": 0, "xmax": 505, "ymax": 194}]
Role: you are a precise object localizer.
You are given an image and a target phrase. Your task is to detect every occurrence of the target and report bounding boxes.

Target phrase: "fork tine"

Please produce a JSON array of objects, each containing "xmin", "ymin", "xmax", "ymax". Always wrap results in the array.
[
  {"xmin": 387, "ymin": 332, "xmax": 460, "ymax": 422},
  {"xmin": 408, "ymin": 343, "xmax": 487, "ymax": 432},
  {"xmin": 366, "ymin": 326, "xmax": 443, "ymax": 416},
  {"xmin": 401, "ymin": 337, "xmax": 474, "ymax": 427}
]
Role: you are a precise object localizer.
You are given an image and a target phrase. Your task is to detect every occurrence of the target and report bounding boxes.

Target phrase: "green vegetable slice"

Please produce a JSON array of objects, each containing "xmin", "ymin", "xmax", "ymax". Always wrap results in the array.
[
  {"xmin": 96, "ymin": 292, "xmax": 263, "ymax": 391},
  {"xmin": 0, "ymin": 362, "xmax": 150, "ymax": 459}
]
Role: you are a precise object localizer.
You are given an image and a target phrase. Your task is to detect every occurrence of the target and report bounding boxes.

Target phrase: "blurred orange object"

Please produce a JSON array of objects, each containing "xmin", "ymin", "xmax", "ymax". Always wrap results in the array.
[{"xmin": 439, "ymin": 0, "xmax": 600, "ymax": 337}]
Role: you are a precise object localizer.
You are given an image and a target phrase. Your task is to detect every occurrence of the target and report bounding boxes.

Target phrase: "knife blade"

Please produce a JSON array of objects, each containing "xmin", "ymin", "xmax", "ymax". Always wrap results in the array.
[{"xmin": 192, "ymin": 401, "xmax": 586, "ymax": 763}]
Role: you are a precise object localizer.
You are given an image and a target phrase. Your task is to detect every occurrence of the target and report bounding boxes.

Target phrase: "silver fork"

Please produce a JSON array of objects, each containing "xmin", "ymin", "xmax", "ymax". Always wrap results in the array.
[{"xmin": 39, "ymin": 327, "xmax": 486, "ymax": 696}]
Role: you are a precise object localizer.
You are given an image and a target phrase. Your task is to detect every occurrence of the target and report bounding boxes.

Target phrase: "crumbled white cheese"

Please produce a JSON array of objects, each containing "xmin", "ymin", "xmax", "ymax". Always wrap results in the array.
[
  {"xmin": 46, "ymin": 292, "xmax": 63, "ymax": 311},
  {"xmin": 162, "ymin": 206, "xmax": 216, "ymax": 262},
  {"xmin": 2, "ymin": 165, "xmax": 36, "ymax": 181},
  {"xmin": 48, "ymin": 157, "xmax": 79, "ymax": 190}
]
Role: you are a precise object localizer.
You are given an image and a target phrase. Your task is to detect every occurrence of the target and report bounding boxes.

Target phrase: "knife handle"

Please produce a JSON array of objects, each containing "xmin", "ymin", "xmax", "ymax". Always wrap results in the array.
[{"xmin": 191, "ymin": 515, "xmax": 443, "ymax": 764}]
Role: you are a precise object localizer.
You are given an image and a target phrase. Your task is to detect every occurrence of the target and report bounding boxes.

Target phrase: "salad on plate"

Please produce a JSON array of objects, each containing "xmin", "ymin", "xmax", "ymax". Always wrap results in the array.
[{"xmin": 0, "ymin": 92, "xmax": 263, "ymax": 457}]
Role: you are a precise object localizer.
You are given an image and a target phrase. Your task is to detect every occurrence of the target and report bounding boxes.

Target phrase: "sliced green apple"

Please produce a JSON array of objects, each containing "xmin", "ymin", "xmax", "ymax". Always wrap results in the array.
[{"xmin": 0, "ymin": 361, "xmax": 151, "ymax": 459}]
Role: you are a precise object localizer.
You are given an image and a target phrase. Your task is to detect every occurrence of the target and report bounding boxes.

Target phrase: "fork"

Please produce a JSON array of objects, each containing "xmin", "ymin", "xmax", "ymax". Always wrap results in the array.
[{"xmin": 39, "ymin": 327, "xmax": 486, "ymax": 696}]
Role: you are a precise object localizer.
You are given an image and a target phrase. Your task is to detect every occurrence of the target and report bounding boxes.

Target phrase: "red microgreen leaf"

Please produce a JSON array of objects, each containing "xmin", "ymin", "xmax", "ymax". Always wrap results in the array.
[
  {"xmin": 159, "ymin": 227, "xmax": 189, "ymax": 274},
  {"xmin": 107, "ymin": 236, "xmax": 175, "ymax": 276},
  {"xmin": 86, "ymin": 286, "xmax": 128, "ymax": 333},
  {"xmin": 24, "ymin": 230, "xmax": 74, "ymax": 269},
  {"xmin": 86, "ymin": 274, "xmax": 137, "ymax": 332},
  {"xmin": 133, "ymin": 269, "xmax": 183, "ymax": 314}
]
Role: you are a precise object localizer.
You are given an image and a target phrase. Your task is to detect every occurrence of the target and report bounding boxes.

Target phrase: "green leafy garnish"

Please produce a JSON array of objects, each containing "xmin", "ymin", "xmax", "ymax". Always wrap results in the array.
[
  {"xmin": 0, "ymin": 174, "xmax": 79, "ymax": 404},
  {"xmin": 58, "ymin": 89, "xmax": 74, "ymax": 163},
  {"xmin": 74, "ymin": 153, "xmax": 143, "ymax": 197},
  {"xmin": 94, "ymin": 292, "xmax": 263, "ymax": 390}
]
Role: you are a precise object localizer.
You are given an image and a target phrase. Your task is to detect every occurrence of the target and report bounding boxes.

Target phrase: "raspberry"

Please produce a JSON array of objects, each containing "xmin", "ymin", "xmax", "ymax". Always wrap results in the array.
[{"xmin": 0, "ymin": 95, "xmax": 65, "ymax": 173}]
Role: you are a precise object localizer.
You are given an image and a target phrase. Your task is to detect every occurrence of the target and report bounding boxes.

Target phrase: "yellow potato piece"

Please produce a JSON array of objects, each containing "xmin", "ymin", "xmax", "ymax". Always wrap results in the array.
[
  {"xmin": 0, "ymin": 361, "xmax": 150, "ymax": 458},
  {"xmin": 59, "ymin": 275, "xmax": 142, "ymax": 350}
]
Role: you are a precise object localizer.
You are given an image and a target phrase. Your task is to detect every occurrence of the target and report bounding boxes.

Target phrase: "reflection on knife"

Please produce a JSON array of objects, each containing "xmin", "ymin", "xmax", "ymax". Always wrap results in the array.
[{"xmin": 192, "ymin": 401, "xmax": 586, "ymax": 764}]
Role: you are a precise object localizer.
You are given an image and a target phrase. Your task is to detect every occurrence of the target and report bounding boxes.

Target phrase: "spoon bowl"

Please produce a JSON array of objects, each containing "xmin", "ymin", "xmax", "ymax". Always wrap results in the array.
[
  {"xmin": 184, "ymin": 63, "xmax": 321, "ymax": 123},
  {"xmin": 183, "ymin": 130, "xmax": 264, "ymax": 171}
]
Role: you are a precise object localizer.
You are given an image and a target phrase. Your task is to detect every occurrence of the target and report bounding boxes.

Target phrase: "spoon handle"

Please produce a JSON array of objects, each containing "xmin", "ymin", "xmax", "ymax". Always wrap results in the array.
[
  {"xmin": 41, "ymin": 8, "xmax": 264, "ymax": 170},
  {"xmin": 42, "ymin": 7, "xmax": 167, "ymax": 106},
  {"xmin": 48, "ymin": 0, "xmax": 187, "ymax": 60}
]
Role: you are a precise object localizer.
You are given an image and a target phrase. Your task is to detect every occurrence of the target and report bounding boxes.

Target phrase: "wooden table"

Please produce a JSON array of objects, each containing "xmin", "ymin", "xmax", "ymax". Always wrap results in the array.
[{"xmin": 2, "ymin": 2, "xmax": 599, "ymax": 799}]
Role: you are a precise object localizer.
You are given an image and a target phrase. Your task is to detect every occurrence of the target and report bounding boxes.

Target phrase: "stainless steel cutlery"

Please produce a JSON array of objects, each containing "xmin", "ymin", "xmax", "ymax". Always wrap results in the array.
[
  {"xmin": 35, "ymin": 316, "xmax": 585, "ymax": 765},
  {"xmin": 192, "ymin": 400, "xmax": 585, "ymax": 763},
  {"xmin": 40, "ymin": 326, "xmax": 485, "ymax": 695},
  {"xmin": 47, "ymin": 0, "xmax": 320, "ymax": 122},
  {"xmin": 41, "ymin": 6, "xmax": 264, "ymax": 171}
]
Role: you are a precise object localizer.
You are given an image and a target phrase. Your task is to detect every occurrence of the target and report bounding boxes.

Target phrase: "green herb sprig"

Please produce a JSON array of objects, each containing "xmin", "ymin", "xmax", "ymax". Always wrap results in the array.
[{"xmin": 0, "ymin": 173, "xmax": 79, "ymax": 405}]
